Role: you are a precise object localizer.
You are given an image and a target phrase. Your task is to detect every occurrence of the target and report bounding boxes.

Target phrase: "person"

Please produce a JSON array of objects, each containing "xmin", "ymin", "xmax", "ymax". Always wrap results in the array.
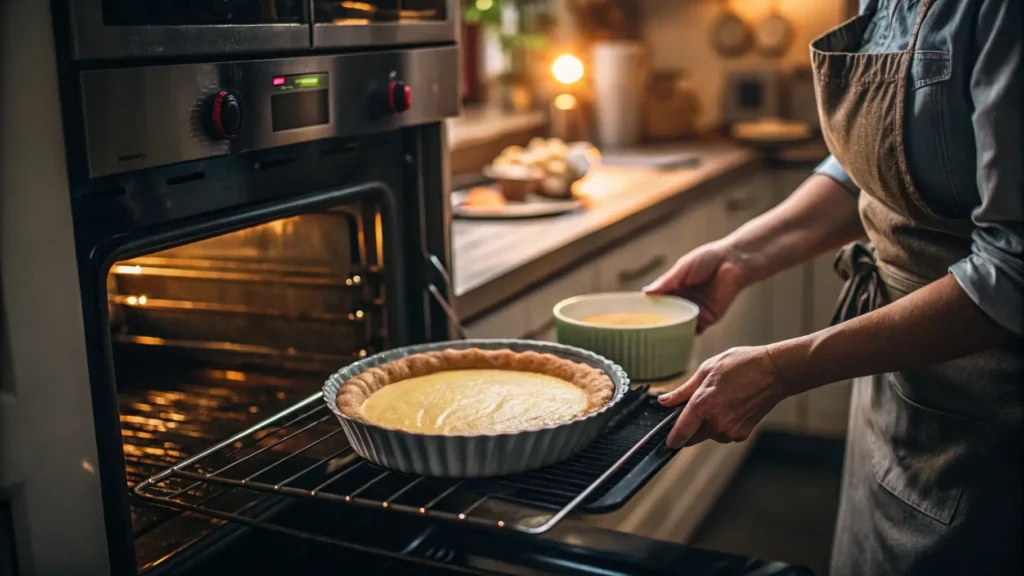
[{"xmin": 643, "ymin": 0, "xmax": 1022, "ymax": 574}]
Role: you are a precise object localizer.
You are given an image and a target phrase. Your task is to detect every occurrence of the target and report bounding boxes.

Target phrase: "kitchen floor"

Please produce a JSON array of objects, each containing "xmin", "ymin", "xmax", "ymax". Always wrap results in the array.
[{"xmin": 690, "ymin": 433, "xmax": 846, "ymax": 576}]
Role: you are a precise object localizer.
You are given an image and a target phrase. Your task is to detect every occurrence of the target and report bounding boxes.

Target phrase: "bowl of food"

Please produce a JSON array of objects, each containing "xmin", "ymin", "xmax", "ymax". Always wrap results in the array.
[
  {"xmin": 486, "ymin": 138, "xmax": 595, "ymax": 201},
  {"xmin": 553, "ymin": 292, "xmax": 700, "ymax": 382}
]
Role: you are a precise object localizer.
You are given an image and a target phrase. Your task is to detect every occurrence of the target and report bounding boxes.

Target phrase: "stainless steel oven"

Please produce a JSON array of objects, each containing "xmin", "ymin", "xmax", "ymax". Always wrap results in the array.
[
  {"xmin": 59, "ymin": 45, "xmax": 462, "ymax": 573},
  {"xmin": 66, "ymin": 0, "xmax": 459, "ymax": 60}
]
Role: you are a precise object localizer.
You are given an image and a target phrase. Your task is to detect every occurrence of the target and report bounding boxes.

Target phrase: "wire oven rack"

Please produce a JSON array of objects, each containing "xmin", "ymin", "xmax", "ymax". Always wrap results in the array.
[{"xmin": 134, "ymin": 383, "xmax": 682, "ymax": 549}]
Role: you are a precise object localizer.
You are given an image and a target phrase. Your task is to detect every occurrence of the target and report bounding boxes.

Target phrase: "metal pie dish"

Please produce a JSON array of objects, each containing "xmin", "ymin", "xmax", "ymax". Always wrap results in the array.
[{"xmin": 322, "ymin": 339, "xmax": 630, "ymax": 478}]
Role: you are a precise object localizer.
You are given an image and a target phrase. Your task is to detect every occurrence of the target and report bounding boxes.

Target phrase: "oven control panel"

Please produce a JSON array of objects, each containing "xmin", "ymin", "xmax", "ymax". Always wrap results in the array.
[{"xmin": 79, "ymin": 46, "xmax": 458, "ymax": 179}]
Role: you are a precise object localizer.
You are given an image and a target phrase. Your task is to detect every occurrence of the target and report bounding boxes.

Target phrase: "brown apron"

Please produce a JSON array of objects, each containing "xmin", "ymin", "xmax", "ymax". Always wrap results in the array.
[{"xmin": 811, "ymin": 1, "xmax": 1023, "ymax": 574}]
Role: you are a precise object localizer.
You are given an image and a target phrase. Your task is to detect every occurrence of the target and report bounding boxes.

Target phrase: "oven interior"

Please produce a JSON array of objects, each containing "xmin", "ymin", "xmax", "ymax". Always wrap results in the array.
[{"xmin": 110, "ymin": 198, "xmax": 394, "ymax": 569}]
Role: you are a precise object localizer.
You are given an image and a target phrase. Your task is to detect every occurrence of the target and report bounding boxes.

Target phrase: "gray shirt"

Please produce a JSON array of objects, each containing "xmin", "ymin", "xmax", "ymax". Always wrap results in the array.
[{"xmin": 814, "ymin": 0, "xmax": 1023, "ymax": 335}]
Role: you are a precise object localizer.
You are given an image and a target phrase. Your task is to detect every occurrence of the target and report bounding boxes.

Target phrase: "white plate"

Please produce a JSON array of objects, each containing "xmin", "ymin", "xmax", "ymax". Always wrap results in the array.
[{"xmin": 451, "ymin": 193, "xmax": 582, "ymax": 219}]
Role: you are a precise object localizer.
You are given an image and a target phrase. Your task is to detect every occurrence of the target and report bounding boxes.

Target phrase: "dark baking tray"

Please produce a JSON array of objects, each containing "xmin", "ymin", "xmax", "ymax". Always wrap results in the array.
[{"xmin": 464, "ymin": 386, "xmax": 680, "ymax": 514}]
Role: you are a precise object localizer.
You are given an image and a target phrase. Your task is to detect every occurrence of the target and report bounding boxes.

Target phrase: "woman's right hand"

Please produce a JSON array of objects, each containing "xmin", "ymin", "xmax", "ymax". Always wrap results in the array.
[{"xmin": 642, "ymin": 241, "xmax": 749, "ymax": 334}]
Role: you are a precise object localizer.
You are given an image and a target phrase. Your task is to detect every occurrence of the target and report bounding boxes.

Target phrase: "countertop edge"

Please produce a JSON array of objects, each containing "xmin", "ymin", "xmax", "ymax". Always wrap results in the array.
[{"xmin": 454, "ymin": 154, "xmax": 764, "ymax": 322}]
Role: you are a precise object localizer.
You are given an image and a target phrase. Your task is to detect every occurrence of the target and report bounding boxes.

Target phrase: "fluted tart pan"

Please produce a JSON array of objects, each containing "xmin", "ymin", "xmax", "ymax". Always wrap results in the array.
[{"xmin": 322, "ymin": 339, "xmax": 630, "ymax": 478}]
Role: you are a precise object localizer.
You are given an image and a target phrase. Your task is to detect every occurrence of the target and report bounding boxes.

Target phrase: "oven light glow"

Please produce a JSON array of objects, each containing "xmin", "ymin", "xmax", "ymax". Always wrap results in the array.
[
  {"xmin": 126, "ymin": 296, "xmax": 137, "ymax": 305},
  {"xmin": 137, "ymin": 295, "xmax": 147, "ymax": 305},
  {"xmin": 359, "ymin": 349, "xmax": 368, "ymax": 358},
  {"xmin": 116, "ymin": 265, "xmax": 143, "ymax": 274},
  {"xmin": 272, "ymin": 76, "xmax": 286, "ymax": 86},
  {"xmin": 340, "ymin": 1, "xmax": 375, "ymax": 12},
  {"xmin": 355, "ymin": 310, "xmax": 364, "ymax": 319},
  {"xmin": 224, "ymin": 370, "xmax": 247, "ymax": 382},
  {"xmin": 352, "ymin": 275, "xmax": 361, "ymax": 284}
]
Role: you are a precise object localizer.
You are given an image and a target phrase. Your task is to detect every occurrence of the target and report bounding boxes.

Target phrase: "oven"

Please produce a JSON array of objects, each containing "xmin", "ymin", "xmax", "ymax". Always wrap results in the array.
[
  {"xmin": 60, "ymin": 44, "xmax": 464, "ymax": 573},
  {"xmin": 65, "ymin": 0, "xmax": 458, "ymax": 60}
]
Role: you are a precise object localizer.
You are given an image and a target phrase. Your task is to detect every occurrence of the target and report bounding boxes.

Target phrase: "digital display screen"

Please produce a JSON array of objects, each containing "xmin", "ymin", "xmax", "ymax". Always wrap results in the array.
[
  {"xmin": 272, "ymin": 90, "xmax": 329, "ymax": 132},
  {"xmin": 270, "ymin": 73, "xmax": 330, "ymax": 132}
]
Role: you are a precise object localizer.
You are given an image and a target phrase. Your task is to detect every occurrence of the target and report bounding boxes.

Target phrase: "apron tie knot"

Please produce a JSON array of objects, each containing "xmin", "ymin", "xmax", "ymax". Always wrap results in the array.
[{"xmin": 831, "ymin": 241, "xmax": 886, "ymax": 325}]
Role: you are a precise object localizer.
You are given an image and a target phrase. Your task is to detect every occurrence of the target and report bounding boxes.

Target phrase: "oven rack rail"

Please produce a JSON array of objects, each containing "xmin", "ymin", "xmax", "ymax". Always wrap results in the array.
[{"xmin": 133, "ymin": 385, "xmax": 680, "ymax": 548}]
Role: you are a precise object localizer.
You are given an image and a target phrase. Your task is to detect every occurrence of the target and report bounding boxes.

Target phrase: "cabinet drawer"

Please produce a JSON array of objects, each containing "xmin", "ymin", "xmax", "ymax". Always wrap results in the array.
[
  {"xmin": 523, "ymin": 264, "xmax": 598, "ymax": 338},
  {"xmin": 598, "ymin": 200, "xmax": 716, "ymax": 294},
  {"xmin": 464, "ymin": 300, "xmax": 529, "ymax": 339}
]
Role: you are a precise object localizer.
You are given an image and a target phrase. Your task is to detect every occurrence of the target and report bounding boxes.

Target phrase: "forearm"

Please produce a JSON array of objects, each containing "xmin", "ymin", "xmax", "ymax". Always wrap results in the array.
[
  {"xmin": 723, "ymin": 174, "xmax": 864, "ymax": 287},
  {"xmin": 767, "ymin": 274, "xmax": 1016, "ymax": 395}
]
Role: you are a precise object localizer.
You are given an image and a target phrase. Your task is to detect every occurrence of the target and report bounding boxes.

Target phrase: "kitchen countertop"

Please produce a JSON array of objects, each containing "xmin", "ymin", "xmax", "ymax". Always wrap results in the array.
[{"xmin": 451, "ymin": 143, "xmax": 763, "ymax": 321}]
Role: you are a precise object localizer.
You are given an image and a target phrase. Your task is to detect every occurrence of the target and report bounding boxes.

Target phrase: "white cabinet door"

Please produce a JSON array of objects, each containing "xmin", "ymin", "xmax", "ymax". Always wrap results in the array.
[
  {"xmin": 524, "ymin": 264, "xmax": 598, "ymax": 340},
  {"xmin": 698, "ymin": 177, "xmax": 775, "ymax": 359},
  {"xmin": 464, "ymin": 301, "xmax": 529, "ymax": 339},
  {"xmin": 597, "ymin": 199, "xmax": 715, "ymax": 294},
  {"xmin": 762, "ymin": 169, "xmax": 812, "ymax": 431},
  {"xmin": 804, "ymin": 250, "xmax": 852, "ymax": 438}
]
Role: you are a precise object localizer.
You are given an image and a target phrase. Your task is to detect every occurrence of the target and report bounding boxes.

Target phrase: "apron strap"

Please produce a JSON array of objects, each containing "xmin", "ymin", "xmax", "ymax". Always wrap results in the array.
[{"xmin": 831, "ymin": 241, "xmax": 887, "ymax": 325}]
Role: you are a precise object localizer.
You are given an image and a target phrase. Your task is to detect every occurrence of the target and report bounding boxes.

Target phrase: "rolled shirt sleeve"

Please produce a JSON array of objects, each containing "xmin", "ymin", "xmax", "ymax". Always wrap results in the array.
[
  {"xmin": 949, "ymin": 0, "xmax": 1024, "ymax": 335},
  {"xmin": 814, "ymin": 154, "xmax": 860, "ymax": 196}
]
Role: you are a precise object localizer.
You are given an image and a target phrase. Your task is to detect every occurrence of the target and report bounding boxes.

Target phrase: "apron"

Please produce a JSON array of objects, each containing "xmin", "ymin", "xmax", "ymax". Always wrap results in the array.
[{"xmin": 811, "ymin": 1, "xmax": 1023, "ymax": 574}]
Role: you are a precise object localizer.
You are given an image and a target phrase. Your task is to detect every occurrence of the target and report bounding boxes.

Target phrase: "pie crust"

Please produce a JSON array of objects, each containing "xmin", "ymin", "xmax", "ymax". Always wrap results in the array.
[{"xmin": 335, "ymin": 348, "xmax": 615, "ymax": 433}]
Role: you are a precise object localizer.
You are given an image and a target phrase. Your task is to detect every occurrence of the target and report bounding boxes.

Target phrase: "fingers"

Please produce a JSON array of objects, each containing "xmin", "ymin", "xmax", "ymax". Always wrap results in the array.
[
  {"xmin": 643, "ymin": 259, "xmax": 690, "ymax": 295},
  {"xmin": 666, "ymin": 401, "xmax": 703, "ymax": 449},
  {"xmin": 657, "ymin": 368, "xmax": 704, "ymax": 407}
]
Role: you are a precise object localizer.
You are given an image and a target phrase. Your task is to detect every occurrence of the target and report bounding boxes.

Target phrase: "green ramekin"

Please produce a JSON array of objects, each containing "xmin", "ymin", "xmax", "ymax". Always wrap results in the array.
[{"xmin": 553, "ymin": 292, "xmax": 699, "ymax": 382}]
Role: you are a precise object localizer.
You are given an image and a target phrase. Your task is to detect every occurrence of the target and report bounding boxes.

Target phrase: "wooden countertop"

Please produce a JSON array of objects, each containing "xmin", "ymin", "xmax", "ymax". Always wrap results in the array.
[{"xmin": 451, "ymin": 143, "xmax": 762, "ymax": 321}]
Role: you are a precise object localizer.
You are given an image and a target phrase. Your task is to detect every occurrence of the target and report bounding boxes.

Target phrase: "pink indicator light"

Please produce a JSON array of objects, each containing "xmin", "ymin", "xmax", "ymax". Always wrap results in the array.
[{"xmin": 272, "ymin": 77, "xmax": 286, "ymax": 86}]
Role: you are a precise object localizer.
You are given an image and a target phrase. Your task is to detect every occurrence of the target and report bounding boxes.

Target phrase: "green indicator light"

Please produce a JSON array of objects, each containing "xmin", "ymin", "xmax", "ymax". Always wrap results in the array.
[{"xmin": 295, "ymin": 77, "xmax": 321, "ymax": 87}]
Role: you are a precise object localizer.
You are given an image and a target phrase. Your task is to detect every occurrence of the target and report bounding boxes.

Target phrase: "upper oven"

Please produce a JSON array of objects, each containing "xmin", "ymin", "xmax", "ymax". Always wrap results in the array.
[{"xmin": 65, "ymin": 0, "xmax": 459, "ymax": 60}]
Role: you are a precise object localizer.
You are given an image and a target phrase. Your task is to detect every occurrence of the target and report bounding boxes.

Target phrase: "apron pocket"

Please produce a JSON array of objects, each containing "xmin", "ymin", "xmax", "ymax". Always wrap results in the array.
[{"xmin": 866, "ymin": 372, "xmax": 992, "ymax": 525}]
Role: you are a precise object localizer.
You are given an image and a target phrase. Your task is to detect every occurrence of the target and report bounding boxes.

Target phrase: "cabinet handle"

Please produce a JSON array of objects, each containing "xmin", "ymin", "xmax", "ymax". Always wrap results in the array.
[
  {"xmin": 618, "ymin": 254, "xmax": 668, "ymax": 285},
  {"xmin": 725, "ymin": 192, "xmax": 756, "ymax": 212}
]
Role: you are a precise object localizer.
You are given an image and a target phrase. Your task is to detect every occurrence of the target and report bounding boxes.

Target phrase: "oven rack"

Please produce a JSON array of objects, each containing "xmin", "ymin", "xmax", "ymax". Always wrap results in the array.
[{"xmin": 134, "ymin": 385, "xmax": 682, "ymax": 543}]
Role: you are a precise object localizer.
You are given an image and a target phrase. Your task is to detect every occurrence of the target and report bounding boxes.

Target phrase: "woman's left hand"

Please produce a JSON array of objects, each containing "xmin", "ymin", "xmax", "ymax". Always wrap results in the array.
[{"xmin": 658, "ymin": 346, "xmax": 789, "ymax": 449}]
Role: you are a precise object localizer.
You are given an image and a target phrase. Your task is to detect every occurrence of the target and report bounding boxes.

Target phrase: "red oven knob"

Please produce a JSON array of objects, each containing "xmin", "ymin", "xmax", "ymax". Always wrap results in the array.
[
  {"xmin": 206, "ymin": 90, "xmax": 244, "ymax": 140},
  {"xmin": 387, "ymin": 81, "xmax": 412, "ymax": 114}
]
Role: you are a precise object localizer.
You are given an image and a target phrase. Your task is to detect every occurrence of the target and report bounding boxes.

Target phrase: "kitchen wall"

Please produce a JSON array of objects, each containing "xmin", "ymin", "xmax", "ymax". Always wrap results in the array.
[{"xmin": 636, "ymin": 0, "xmax": 848, "ymax": 129}]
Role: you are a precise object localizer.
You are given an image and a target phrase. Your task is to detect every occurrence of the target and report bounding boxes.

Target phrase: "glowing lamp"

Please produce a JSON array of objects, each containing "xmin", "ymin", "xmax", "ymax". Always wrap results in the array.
[{"xmin": 552, "ymin": 54, "xmax": 584, "ymax": 86}]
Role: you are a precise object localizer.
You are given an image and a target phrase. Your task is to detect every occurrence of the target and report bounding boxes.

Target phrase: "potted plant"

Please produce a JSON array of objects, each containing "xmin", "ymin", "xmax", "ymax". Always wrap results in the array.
[{"xmin": 463, "ymin": 0, "xmax": 555, "ymax": 112}]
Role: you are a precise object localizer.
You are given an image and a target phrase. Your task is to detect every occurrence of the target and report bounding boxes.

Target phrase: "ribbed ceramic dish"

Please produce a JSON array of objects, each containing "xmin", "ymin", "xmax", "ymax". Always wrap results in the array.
[
  {"xmin": 554, "ymin": 293, "xmax": 699, "ymax": 381},
  {"xmin": 322, "ymin": 339, "xmax": 630, "ymax": 478}
]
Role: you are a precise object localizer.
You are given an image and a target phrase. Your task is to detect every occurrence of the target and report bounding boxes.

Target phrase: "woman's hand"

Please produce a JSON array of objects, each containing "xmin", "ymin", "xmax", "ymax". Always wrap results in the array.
[
  {"xmin": 658, "ymin": 346, "xmax": 787, "ymax": 449},
  {"xmin": 642, "ymin": 241, "xmax": 749, "ymax": 334}
]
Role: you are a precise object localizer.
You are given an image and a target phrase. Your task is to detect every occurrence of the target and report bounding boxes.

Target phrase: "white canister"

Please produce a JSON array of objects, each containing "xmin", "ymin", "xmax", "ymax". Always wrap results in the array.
[{"xmin": 592, "ymin": 41, "xmax": 646, "ymax": 149}]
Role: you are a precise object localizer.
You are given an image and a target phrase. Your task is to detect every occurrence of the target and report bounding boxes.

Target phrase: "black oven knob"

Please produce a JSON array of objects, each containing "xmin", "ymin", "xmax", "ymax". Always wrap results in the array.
[
  {"xmin": 205, "ymin": 90, "xmax": 244, "ymax": 140},
  {"xmin": 387, "ymin": 81, "xmax": 412, "ymax": 114}
]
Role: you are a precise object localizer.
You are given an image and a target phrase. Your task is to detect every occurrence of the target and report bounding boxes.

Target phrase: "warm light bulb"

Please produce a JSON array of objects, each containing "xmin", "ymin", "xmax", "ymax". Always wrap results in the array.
[
  {"xmin": 552, "ymin": 54, "xmax": 584, "ymax": 85},
  {"xmin": 554, "ymin": 93, "xmax": 578, "ymax": 111}
]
